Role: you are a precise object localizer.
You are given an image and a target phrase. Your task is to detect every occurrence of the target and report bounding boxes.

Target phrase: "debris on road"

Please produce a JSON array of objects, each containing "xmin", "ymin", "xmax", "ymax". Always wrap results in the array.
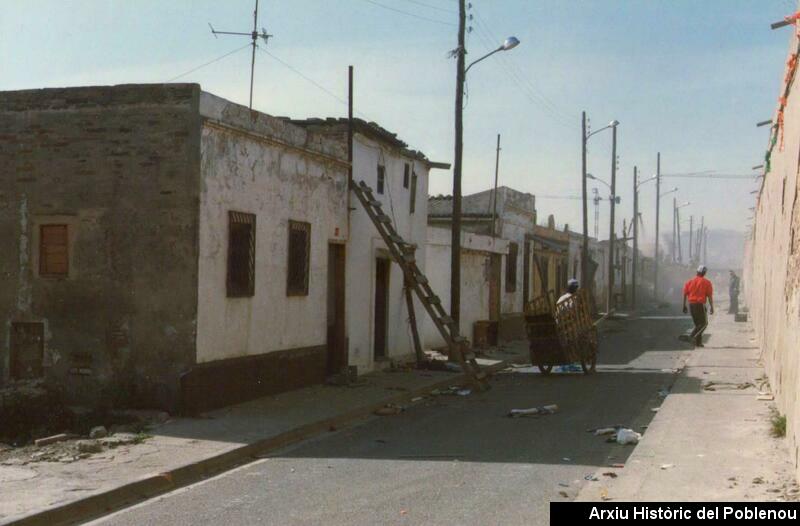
[
  {"xmin": 558, "ymin": 491, "xmax": 569, "ymax": 498},
  {"xmin": 585, "ymin": 474, "xmax": 599, "ymax": 481},
  {"xmin": 89, "ymin": 426, "xmax": 108, "ymax": 439},
  {"xmin": 373, "ymin": 404, "xmax": 404, "ymax": 416},
  {"xmin": 456, "ymin": 389, "xmax": 471, "ymax": 396},
  {"xmin": 592, "ymin": 426, "xmax": 621, "ymax": 436},
  {"xmin": 34, "ymin": 433, "xmax": 76, "ymax": 448},
  {"xmin": 757, "ymin": 394, "xmax": 775, "ymax": 401},
  {"xmin": 609, "ymin": 463, "xmax": 625, "ymax": 468},
  {"xmin": 508, "ymin": 405, "xmax": 559, "ymax": 418},
  {"xmin": 602, "ymin": 472, "xmax": 618, "ymax": 478},
  {"xmin": 616, "ymin": 428, "xmax": 642, "ymax": 445},
  {"xmin": 558, "ymin": 482, "xmax": 570, "ymax": 488},
  {"xmin": 703, "ymin": 381, "xmax": 753, "ymax": 391},
  {"xmin": 660, "ymin": 463, "xmax": 675, "ymax": 470}
]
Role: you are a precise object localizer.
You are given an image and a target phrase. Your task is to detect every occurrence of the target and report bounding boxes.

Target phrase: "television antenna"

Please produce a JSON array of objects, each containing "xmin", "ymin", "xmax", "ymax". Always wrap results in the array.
[{"xmin": 209, "ymin": 0, "xmax": 273, "ymax": 110}]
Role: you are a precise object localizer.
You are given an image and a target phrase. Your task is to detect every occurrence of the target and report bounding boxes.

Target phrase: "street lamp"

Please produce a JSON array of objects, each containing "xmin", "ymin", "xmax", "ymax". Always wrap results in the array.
[
  {"xmin": 630, "ymin": 174, "xmax": 672, "ymax": 309},
  {"xmin": 581, "ymin": 116, "xmax": 619, "ymax": 312},
  {"xmin": 674, "ymin": 200, "xmax": 690, "ymax": 263},
  {"xmin": 451, "ymin": 8, "xmax": 519, "ymax": 328}
]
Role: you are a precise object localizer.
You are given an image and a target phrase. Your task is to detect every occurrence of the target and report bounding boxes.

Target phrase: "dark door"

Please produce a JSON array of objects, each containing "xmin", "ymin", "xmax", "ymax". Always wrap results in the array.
[
  {"xmin": 327, "ymin": 244, "xmax": 347, "ymax": 375},
  {"xmin": 523, "ymin": 239, "xmax": 531, "ymax": 304},
  {"xmin": 374, "ymin": 258, "xmax": 390, "ymax": 359},
  {"xmin": 10, "ymin": 322, "xmax": 44, "ymax": 379},
  {"xmin": 489, "ymin": 254, "xmax": 501, "ymax": 321}
]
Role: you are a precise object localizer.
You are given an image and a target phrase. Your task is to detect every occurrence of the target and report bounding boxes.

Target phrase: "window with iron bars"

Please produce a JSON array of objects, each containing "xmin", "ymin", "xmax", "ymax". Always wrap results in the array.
[
  {"xmin": 227, "ymin": 211, "xmax": 256, "ymax": 297},
  {"xmin": 287, "ymin": 220, "xmax": 311, "ymax": 296}
]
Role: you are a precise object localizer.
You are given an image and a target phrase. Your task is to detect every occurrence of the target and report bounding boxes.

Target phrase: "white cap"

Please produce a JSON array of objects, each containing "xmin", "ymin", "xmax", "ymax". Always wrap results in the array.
[{"xmin": 697, "ymin": 264, "xmax": 707, "ymax": 274}]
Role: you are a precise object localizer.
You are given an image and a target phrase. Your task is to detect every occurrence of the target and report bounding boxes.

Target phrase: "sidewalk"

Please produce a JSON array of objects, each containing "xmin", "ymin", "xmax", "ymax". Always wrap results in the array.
[
  {"xmin": 0, "ymin": 347, "xmax": 524, "ymax": 526},
  {"xmin": 577, "ymin": 304, "xmax": 799, "ymax": 502}
]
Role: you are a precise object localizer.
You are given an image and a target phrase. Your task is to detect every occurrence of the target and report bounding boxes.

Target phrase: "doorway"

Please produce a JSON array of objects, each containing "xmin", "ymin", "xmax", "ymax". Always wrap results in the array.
[
  {"xmin": 327, "ymin": 243, "xmax": 346, "ymax": 375},
  {"xmin": 488, "ymin": 254, "xmax": 501, "ymax": 321},
  {"xmin": 10, "ymin": 322, "xmax": 44, "ymax": 379},
  {"xmin": 373, "ymin": 258, "xmax": 390, "ymax": 359}
]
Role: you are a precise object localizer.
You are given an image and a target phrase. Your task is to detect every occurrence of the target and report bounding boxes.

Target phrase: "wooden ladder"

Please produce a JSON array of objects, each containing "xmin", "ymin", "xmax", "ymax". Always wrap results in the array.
[{"xmin": 351, "ymin": 179, "xmax": 489, "ymax": 390}]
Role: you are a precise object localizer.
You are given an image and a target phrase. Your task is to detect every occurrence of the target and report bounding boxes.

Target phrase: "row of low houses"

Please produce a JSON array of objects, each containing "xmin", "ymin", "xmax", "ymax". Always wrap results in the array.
[{"xmin": 0, "ymin": 83, "xmax": 629, "ymax": 413}]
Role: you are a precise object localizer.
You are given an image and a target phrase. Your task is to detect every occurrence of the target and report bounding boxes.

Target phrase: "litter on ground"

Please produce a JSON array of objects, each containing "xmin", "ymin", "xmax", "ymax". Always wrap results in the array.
[
  {"xmin": 615, "ymin": 428, "xmax": 642, "ymax": 445},
  {"xmin": 508, "ymin": 405, "xmax": 559, "ymax": 418}
]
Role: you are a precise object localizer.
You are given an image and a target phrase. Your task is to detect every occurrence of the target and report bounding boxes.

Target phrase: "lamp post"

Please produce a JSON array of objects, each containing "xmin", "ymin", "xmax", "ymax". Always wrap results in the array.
[
  {"xmin": 675, "ymin": 201, "xmax": 690, "ymax": 263},
  {"xmin": 632, "ymin": 171, "xmax": 658, "ymax": 308},
  {"xmin": 451, "ymin": 3, "xmax": 519, "ymax": 328},
  {"xmin": 581, "ymin": 118, "xmax": 619, "ymax": 307}
]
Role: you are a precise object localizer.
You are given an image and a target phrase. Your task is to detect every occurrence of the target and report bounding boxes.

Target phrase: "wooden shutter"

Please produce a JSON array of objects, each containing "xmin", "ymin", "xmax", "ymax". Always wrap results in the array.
[{"xmin": 40, "ymin": 224, "xmax": 69, "ymax": 277}]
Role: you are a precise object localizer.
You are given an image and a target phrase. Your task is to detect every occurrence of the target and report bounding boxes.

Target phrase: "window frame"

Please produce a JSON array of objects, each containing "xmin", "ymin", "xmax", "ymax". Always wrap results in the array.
[
  {"xmin": 39, "ymin": 224, "xmax": 69, "ymax": 278},
  {"xmin": 410, "ymin": 171, "xmax": 418, "ymax": 214},
  {"xmin": 377, "ymin": 165, "xmax": 385, "ymax": 194},
  {"xmin": 287, "ymin": 220, "xmax": 311, "ymax": 297},
  {"xmin": 226, "ymin": 211, "xmax": 256, "ymax": 298}
]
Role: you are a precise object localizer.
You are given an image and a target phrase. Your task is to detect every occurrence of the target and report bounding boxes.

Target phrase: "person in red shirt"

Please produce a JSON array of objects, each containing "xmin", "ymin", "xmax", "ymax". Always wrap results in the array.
[{"xmin": 682, "ymin": 265, "xmax": 714, "ymax": 347}]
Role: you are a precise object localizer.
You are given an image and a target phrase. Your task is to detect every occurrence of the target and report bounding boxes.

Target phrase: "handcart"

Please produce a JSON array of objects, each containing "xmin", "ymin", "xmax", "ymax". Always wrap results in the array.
[{"xmin": 524, "ymin": 288, "xmax": 598, "ymax": 375}]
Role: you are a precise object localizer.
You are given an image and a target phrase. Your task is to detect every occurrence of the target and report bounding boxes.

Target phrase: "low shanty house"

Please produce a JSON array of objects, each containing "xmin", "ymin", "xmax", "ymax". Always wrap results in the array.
[
  {"xmin": 529, "ymin": 218, "xmax": 571, "ymax": 300},
  {"xmin": 428, "ymin": 186, "xmax": 536, "ymax": 340},
  {"xmin": 0, "ymin": 84, "xmax": 351, "ymax": 413},
  {"xmin": 291, "ymin": 118, "xmax": 449, "ymax": 374},
  {"xmin": 422, "ymin": 226, "xmax": 509, "ymax": 349}
]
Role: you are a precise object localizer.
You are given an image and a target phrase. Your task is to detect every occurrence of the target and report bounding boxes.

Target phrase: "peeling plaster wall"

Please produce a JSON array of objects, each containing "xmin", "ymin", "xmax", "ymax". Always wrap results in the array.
[
  {"xmin": 346, "ymin": 136, "xmax": 431, "ymax": 371},
  {"xmin": 423, "ymin": 226, "xmax": 508, "ymax": 348},
  {"xmin": 0, "ymin": 84, "xmax": 201, "ymax": 410},
  {"xmin": 744, "ymin": 28, "xmax": 800, "ymax": 477},
  {"xmin": 195, "ymin": 93, "xmax": 348, "ymax": 365}
]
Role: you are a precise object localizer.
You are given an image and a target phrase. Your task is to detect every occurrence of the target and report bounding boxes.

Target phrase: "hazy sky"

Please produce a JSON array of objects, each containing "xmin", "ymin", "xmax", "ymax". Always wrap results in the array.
[{"xmin": 1, "ymin": 0, "xmax": 794, "ymax": 250}]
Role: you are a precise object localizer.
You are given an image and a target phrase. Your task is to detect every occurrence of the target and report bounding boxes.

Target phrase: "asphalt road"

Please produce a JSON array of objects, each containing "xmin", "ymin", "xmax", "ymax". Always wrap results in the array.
[{"xmin": 91, "ymin": 312, "xmax": 691, "ymax": 526}]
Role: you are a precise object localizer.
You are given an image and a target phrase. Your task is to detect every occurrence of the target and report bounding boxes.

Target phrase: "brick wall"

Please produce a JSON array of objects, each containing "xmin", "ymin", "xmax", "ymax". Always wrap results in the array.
[{"xmin": 0, "ymin": 84, "xmax": 201, "ymax": 411}]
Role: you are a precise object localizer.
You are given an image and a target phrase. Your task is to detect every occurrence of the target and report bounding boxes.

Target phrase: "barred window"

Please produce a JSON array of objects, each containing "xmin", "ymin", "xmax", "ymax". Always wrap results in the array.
[
  {"xmin": 40, "ymin": 224, "xmax": 69, "ymax": 277},
  {"xmin": 377, "ymin": 165, "xmax": 385, "ymax": 194},
  {"xmin": 227, "ymin": 211, "xmax": 256, "ymax": 297},
  {"xmin": 287, "ymin": 221, "xmax": 311, "ymax": 296}
]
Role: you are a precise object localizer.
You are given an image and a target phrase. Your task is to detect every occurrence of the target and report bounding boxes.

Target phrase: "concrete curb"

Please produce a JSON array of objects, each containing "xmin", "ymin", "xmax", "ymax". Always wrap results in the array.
[{"xmin": 6, "ymin": 361, "xmax": 509, "ymax": 526}]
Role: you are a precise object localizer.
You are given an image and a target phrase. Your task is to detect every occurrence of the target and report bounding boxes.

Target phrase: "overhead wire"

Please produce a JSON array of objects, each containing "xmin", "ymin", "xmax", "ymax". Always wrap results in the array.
[
  {"xmin": 471, "ymin": 7, "xmax": 577, "ymax": 127},
  {"xmin": 468, "ymin": 18, "xmax": 574, "ymax": 129},
  {"xmin": 360, "ymin": 0, "xmax": 456, "ymax": 26},
  {"xmin": 165, "ymin": 43, "xmax": 252, "ymax": 82}
]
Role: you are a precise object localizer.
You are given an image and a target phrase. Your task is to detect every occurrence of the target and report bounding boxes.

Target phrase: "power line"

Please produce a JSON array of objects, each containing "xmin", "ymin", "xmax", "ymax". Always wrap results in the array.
[
  {"xmin": 360, "ymin": 0, "xmax": 455, "ymax": 26},
  {"xmin": 471, "ymin": 9, "xmax": 576, "ymax": 125},
  {"xmin": 398, "ymin": 0, "xmax": 455, "ymax": 14},
  {"xmin": 467, "ymin": 13, "xmax": 574, "ymax": 129},
  {"xmin": 259, "ymin": 48, "xmax": 350, "ymax": 107},
  {"xmin": 165, "ymin": 43, "xmax": 252, "ymax": 82}
]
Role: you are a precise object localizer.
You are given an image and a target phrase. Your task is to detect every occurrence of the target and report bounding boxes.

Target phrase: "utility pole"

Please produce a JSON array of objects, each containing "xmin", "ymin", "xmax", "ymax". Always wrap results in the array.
[
  {"xmin": 450, "ymin": 0, "xmax": 466, "ymax": 327},
  {"xmin": 208, "ymin": 0, "xmax": 272, "ymax": 110},
  {"xmin": 672, "ymin": 197, "xmax": 677, "ymax": 263},
  {"xmin": 581, "ymin": 111, "xmax": 589, "ymax": 292},
  {"xmin": 593, "ymin": 188, "xmax": 600, "ymax": 239},
  {"xmin": 490, "ymin": 134, "xmax": 501, "ymax": 238},
  {"xmin": 654, "ymin": 153, "xmax": 661, "ymax": 299},
  {"xmin": 632, "ymin": 166, "xmax": 639, "ymax": 309},
  {"xmin": 677, "ymin": 205, "xmax": 683, "ymax": 263},
  {"xmin": 688, "ymin": 215, "xmax": 694, "ymax": 263},
  {"xmin": 703, "ymin": 226, "xmax": 708, "ymax": 264},
  {"xmin": 698, "ymin": 216, "xmax": 705, "ymax": 263},
  {"xmin": 606, "ymin": 125, "xmax": 618, "ymax": 313}
]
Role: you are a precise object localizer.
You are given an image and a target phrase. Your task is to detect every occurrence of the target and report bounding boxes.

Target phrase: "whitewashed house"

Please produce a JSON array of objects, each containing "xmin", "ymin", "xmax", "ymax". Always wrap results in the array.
[
  {"xmin": 423, "ymin": 227, "xmax": 508, "ymax": 349},
  {"xmin": 293, "ymin": 118, "xmax": 449, "ymax": 373}
]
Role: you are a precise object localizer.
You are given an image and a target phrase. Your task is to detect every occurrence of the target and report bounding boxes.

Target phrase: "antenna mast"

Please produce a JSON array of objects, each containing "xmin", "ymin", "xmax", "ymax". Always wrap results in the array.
[{"xmin": 209, "ymin": 0, "xmax": 273, "ymax": 109}]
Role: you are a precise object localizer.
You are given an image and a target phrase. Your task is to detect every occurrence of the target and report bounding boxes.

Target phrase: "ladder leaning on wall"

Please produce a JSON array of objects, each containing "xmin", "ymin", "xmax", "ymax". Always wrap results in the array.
[{"xmin": 350, "ymin": 179, "xmax": 489, "ymax": 391}]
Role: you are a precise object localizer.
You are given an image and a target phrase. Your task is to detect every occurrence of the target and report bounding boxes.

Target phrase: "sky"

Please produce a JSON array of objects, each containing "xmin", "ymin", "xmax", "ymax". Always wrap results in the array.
[{"xmin": 1, "ymin": 0, "xmax": 795, "ymax": 253}]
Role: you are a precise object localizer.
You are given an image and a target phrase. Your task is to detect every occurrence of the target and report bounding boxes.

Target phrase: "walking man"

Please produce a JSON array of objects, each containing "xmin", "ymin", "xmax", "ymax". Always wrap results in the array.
[
  {"xmin": 682, "ymin": 265, "xmax": 714, "ymax": 347},
  {"xmin": 728, "ymin": 270, "xmax": 740, "ymax": 314}
]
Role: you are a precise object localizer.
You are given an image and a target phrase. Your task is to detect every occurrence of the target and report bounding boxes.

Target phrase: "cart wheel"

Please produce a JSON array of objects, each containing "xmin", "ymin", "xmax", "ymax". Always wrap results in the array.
[{"xmin": 581, "ymin": 352, "xmax": 597, "ymax": 374}]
